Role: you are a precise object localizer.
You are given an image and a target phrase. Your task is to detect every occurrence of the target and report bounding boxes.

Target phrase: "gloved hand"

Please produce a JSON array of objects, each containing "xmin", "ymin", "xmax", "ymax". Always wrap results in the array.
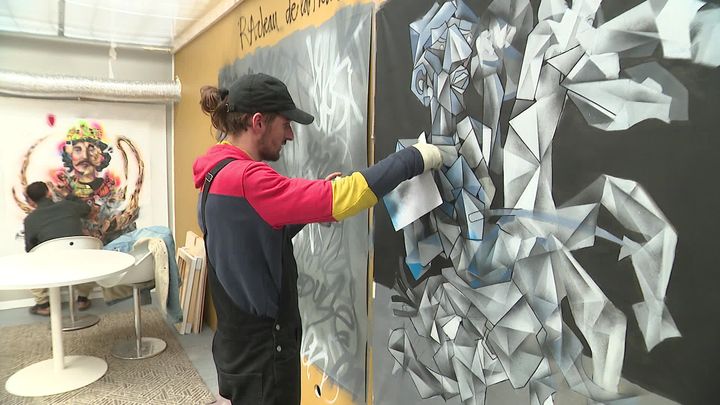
[{"xmin": 411, "ymin": 143, "xmax": 442, "ymax": 172}]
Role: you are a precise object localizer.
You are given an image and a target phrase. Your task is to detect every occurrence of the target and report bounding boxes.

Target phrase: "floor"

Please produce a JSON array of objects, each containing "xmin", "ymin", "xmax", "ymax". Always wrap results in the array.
[{"xmin": 0, "ymin": 296, "xmax": 228, "ymax": 404}]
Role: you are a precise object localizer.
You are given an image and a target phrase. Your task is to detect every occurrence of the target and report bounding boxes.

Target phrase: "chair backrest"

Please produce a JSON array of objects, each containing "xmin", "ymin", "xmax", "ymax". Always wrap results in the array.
[
  {"xmin": 96, "ymin": 239, "xmax": 155, "ymax": 287},
  {"xmin": 31, "ymin": 236, "xmax": 103, "ymax": 252}
]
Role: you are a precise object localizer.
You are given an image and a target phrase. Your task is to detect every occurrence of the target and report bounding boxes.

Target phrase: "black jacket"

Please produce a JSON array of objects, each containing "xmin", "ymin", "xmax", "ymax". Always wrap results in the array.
[{"xmin": 23, "ymin": 197, "xmax": 91, "ymax": 252}]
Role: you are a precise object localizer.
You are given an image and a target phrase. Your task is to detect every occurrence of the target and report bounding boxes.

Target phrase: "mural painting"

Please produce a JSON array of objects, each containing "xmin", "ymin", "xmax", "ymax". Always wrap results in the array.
[
  {"xmin": 373, "ymin": 1, "xmax": 720, "ymax": 404},
  {"xmin": 0, "ymin": 97, "xmax": 168, "ymax": 256},
  {"xmin": 219, "ymin": 4, "xmax": 373, "ymax": 401}
]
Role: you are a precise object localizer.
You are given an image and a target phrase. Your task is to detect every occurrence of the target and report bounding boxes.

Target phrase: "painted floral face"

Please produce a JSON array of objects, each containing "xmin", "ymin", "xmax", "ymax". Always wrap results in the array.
[{"xmin": 67, "ymin": 140, "xmax": 104, "ymax": 180}]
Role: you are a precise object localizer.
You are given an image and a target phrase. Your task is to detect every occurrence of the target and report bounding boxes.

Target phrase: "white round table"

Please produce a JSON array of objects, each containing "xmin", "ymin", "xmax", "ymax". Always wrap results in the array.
[{"xmin": 0, "ymin": 249, "xmax": 135, "ymax": 397}]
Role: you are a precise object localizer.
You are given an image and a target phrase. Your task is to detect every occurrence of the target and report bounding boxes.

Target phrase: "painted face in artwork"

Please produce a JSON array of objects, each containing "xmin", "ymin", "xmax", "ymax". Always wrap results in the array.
[
  {"xmin": 67, "ymin": 140, "xmax": 105, "ymax": 181},
  {"xmin": 258, "ymin": 114, "xmax": 294, "ymax": 161}
]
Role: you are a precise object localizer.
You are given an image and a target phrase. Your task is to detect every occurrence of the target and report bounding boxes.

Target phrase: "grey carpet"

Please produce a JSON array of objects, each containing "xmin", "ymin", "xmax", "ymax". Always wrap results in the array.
[{"xmin": 0, "ymin": 308, "xmax": 215, "ymax": 404}]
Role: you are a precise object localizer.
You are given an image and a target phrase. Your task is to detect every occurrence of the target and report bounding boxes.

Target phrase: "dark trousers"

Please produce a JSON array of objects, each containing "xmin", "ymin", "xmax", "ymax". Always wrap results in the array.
[{"xmin": 213, "ymin": 325, "xmax": 301, "ymax": 405}]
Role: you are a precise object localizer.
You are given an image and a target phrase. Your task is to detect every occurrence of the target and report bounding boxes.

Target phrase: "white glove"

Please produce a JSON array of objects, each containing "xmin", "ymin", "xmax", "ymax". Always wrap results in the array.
[{"xmin": 411, "ymin": 143, "xmax": 442, "ymax": 172}]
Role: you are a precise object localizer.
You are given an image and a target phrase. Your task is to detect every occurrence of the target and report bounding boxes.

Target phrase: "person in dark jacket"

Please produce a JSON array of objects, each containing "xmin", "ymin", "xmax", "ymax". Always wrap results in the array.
[
  {"xmin": 24, "ymin": 181, "xmax": 93, "ymax": 315},
  {"xmin": 193, "ymin": 73, "xmax": 442, "ymax": 405}
]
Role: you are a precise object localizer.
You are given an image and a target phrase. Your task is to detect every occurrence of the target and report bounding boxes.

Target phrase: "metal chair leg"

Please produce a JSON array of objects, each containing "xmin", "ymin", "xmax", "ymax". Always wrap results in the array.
[
  {"xmin": 61, "ymin": 285, "xmax": 99, "ymax": 331},
  {"xmin": 111, "ymin": 285, "xmax": 166, "ymax": 360}
]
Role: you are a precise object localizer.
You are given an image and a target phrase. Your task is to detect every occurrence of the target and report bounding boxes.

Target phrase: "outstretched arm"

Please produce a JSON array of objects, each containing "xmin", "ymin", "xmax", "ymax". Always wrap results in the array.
[{"xmin": 245, "ymin": 144, "xmax": 441, "ymax": 228}]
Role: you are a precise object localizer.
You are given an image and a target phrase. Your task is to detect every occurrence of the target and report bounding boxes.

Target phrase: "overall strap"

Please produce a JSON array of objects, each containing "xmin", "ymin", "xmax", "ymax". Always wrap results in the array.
[{"xmin": 200, "ymin": 158, "xmax": 236, "ymax": 240}]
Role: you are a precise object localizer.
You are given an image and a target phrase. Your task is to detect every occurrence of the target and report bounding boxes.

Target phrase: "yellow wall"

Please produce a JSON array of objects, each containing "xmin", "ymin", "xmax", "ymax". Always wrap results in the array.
[{"xmin": 173, "ymin": 0, "xmax": 378, "ymax": 403}]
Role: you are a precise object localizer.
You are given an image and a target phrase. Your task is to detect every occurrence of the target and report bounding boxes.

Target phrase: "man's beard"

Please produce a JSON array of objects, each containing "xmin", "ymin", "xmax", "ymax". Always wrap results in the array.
[
  {"xmin": 258, "ymin": 131, "xmax": 281, "ymax": 161},
  {"xmin": 259, "ymin": 148, "xmax": 281, "ymax": 162}
]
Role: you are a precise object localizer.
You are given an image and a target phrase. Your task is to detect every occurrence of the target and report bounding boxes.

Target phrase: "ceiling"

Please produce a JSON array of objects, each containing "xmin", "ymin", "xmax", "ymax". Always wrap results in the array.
[{"xmin": 0, "ymin": 0, "xmax": 218, "ymax": 48}]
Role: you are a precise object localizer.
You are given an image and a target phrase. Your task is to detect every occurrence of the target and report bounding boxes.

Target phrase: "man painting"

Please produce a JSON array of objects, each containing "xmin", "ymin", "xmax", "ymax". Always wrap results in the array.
[{"xmin": 24, "ymin": 181, "xmax": 93, "ymax": 315}]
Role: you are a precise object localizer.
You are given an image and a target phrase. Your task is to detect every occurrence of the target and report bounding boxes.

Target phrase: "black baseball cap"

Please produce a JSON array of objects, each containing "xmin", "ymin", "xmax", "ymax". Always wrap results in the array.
[{"xmin": 224, "ymin": 73, "xmax": 314, "ymax": 125}]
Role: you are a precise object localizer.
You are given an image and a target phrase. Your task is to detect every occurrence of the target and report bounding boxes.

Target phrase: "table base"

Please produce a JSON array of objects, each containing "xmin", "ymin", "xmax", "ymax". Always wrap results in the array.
[
  {"xmin": 5, "ymin": 355, "xmax": 107, "ymax": 397},
  {"xmin": 62, "ymin": 314, "xmax": 100, "ymax": 331}
]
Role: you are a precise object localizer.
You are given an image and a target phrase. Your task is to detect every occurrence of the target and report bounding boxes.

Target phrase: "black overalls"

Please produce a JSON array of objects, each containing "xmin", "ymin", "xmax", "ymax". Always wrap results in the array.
[{"xmin": 201, "ymin": 159, "xmax": 302, "ymax": 405}]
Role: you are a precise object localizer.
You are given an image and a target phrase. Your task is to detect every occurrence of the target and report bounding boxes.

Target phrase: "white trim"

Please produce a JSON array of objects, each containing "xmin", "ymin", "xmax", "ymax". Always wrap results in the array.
[{"xmin": 172, "ymin": 0, "xmax": 247, "ymax": 53}]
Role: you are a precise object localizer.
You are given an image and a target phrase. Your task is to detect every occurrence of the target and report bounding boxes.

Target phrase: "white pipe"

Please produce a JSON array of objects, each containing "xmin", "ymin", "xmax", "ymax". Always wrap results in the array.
[{"xmin": 0, "ymin": 70, "xmax": 181, "ymax": 103}]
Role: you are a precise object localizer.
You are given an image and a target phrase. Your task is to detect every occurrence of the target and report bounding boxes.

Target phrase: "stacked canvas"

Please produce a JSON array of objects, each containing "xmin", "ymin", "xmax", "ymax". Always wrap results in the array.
[{"xmin": 175, "ymin": 231, "xmax": 207, "ymax": 334}]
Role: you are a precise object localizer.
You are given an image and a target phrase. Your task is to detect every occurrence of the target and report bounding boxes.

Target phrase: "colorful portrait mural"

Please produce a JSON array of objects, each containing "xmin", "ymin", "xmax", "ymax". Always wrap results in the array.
[
  {"xmin": 12, "ymin": 119, "xmax": 143, "ymax": 243},
  {"xmin": 0, "ymin": 97, "xmax": 168, "ymax": 256},
  {"xmin": 373, "ymin": 1, "xmax": 720, "ymax": 404}
]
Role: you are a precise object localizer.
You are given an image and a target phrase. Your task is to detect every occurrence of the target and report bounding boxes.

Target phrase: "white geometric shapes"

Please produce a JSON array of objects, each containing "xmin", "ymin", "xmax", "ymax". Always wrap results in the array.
[
  {"xmin": 388, "ymin": 329, "xmax": 445, "ymax": 399},
  {"xmin": 456, "ymin": 189, "xmax": 485, "ymax": 240},
  {"xmin": 538, "ymin": 0, "xmax": 569, "ymax": 22},
  {"xmin": 529, "ymin": 362, "xmax": 557, "ymax": 405},
  {"xmin": 441, "ymin": 315, "xmax": 462, "ymax": 339},
  {"xmin": 403, "ymin": 219, "xmax": 432, "ymax": 280},
  {"xmin": 473, "ymin": 160, "xmax": 497, "ymax": 207},
  {"xmin": 487, "ymin": 0, "xmax": 534, "ymax": 39},
  {"xmin": 625, "ymin": 61, "xmax": 689, "ymax": 121},
  {"xmin": 443, "ymin": 282, "xmax": 472, "ymax": 316},
  {"xmin": 691, "ymin": 8, "xmax": 720, "ymax": 67},
  {"xmin": 388, "ymin": 328, "xmax": 411, "ymax": 368},
  {"xmin": 445, "ymin": 155, "xmax": 464, "ymax": 191},
  {"xmin": 435, "ymin": 206, "xmax": 462, "ymax": 252},
  {"xmin": 553, "ymin": 203, "xmax": 600, "ymax": 250},
  {"xmin": 482, "ymin": 75, "xmax": 503, "ymax": 160},
  {"xmin": 419, "ymin": 232, "xmax": 444, "ymax": 267},
  {"xmin": 570, "ymin": 0, "xmax": 602, "ymax": 20},
  {"xmin": 627, "ymin": 227, "xmax": 681, "ymax": 350},
  {"xmin": 411, "ymin": 57, "xmax": 433, "ymax": 106},
  {"xmin": 509, "ymin": 102, "xmax": 541, "ymax": 160},
  {"xmin": 481, "ymin": 341, "xmax": 510, "ymax": 386},
  {"xmin": 448, "ymin": 234, "xmax": 473, "ymax": 273},
  {"xmin": 485, "ymin": 298, "xmax": 545, "ymax": 388},
  {"xmin": 654, "ymin": 0, "xmax": 705, "ymax": 60},
  {"xmin": 444, "ymin": 23, "xmax": 474, "ymax": 71},
  {"xmin": 618, "ymin": 236, "xmax": 642, "ymax": 260},
  {"xmin": 410, "ymin": 3, "xmax": 439, "ymax": 63},
  {"xmin": 566, "ymin": 53, "xmax": 620, "ymax": 82},
  {"xmin": 431, "ymin": 100, "xmax": 454, "ymax": 137},
  {"xmin": 546, "ymin": 45, "xmax": 585, "ymax": 76},
  {"xmin": 633, "ymin": 300, "xmax": 682, "ymax": 351},
  {"xmin": 456, "ymin": 116, "xmax": 487, "ymax": 169},
  {"xmin": 445, "ymin": 266, "xmax": 523, "ymax": 325},
  {"xmin": 578, "ymin": 1, "xmax": 660, "ymax": 58},
  {"xmin": 504, "ymin": 127, "xmax": 541, "ymax": 210},
  {"xmin": 553, "ymin": 243, "xmax": 627, "ymax": 393},
  {"xmin": 513, "ymin": 252, "xmax": 561, "ymax": 325},
  {"xmin": 564, "ymin": 78, "xmax": 672, "ymax": 131},
  {"xmin": 547, "ymin": 8, "xmax": 582, "ymax": 50},
  {"xmin": 472, "ymin": 29, "xmax": 501, "ymax": 79},
  {"xmin": 452, "ymin": 0, "xmax": 479, "ymax": 23},
  {"xmin": 517, "ymin": 28, "xmax": 553, "ymax": 100},
  {"xmin": 431, "ymin": 24, "xmax": 449, "ymax": 53},
  {"xmin": 390, "ymin": 0, "xmax": 710, "ymax": 403},
  {"xmin": 555, "ymin": 174, "xmax": 682, "ymax": 353},
  {"xmin": 436, "ymin": 70, "xmax": 466, "ymax": 114}
]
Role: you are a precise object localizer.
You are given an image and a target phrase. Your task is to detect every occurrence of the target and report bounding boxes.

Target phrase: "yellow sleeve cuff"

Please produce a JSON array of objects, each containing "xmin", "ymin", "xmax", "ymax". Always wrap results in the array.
[{"xmin": 331, "ymin": 172, "xmax": 378, "ymax": 221}]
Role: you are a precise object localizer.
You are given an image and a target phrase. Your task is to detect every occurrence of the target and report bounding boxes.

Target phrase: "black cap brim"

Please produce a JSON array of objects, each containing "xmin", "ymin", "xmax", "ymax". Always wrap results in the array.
[{"xmin": 281, "ymin": 108, "xmax": 314, "ymax": 125}]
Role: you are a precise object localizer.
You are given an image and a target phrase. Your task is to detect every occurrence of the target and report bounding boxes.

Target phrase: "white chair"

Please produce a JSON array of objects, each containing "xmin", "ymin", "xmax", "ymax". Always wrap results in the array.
[
  {"xmin": 31, "ymin": 236, "xmax": 103, "ymax": 331},
  {"xmin": 96, "ymin": 239, "xmax": 167, "ymax": 359}
]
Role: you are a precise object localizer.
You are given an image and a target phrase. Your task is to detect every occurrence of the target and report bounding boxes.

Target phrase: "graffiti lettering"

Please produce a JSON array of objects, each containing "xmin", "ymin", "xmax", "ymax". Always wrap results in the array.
[
  {"xmin": 237, "ymin": 6, "xmax": 279, "ymax": 50},
  {"xmin": 285, "ymin": 0, "xmax": 345, "ymax": 26}
]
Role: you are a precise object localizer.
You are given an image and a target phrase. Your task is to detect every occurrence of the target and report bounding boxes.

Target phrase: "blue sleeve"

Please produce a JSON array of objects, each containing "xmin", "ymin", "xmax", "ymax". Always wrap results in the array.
[{"xmin": 360, "ymin": 146, "xmax": 424, "ymax": 198}]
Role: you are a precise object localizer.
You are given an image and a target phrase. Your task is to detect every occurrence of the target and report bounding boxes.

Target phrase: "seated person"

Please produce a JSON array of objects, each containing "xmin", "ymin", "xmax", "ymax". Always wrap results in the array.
[{"xmin": 23, "ymin": 181, "xmax": 94, "ymax": 315}]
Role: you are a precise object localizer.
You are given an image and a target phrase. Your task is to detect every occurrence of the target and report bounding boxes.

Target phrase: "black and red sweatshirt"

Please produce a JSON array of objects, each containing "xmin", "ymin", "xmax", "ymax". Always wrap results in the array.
[{"xmin": 193, "ymin": 143, "xmax": 424, "ymax": 318}]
